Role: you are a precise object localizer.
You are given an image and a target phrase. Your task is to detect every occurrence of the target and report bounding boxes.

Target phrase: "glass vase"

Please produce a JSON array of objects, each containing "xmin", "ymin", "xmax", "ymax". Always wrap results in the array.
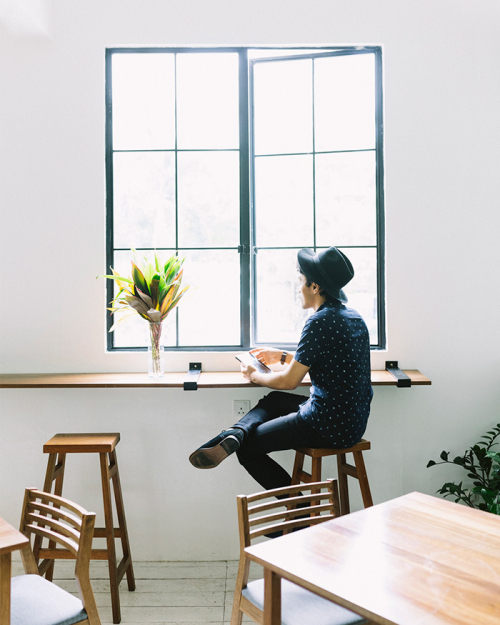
[{"xmin": 148, "ymin": 322, "xmax": 164, "ymax": 378}]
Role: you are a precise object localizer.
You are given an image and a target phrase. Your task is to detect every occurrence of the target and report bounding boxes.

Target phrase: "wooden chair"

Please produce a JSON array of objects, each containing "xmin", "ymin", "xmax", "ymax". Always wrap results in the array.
[
  {"xmin": 230, "ymin": 479, "xmax": 367, "ymax": 625},
  {"xmin": 291, "ymin": 439, "xmax": 373, "ymax": 515},
  {"xmin": 9, "ymin": 487, "xmax": 101, "ymax": 625},
  {"xmin": 36, "ymin": 433, "xmax": 135, "ymax": 624}
]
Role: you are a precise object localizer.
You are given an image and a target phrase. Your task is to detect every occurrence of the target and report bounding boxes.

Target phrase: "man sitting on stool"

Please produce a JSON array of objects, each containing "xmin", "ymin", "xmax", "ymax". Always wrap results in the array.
[{"xmin": 189, "ymin": 246, "xmax": 373, "ymax": 492}]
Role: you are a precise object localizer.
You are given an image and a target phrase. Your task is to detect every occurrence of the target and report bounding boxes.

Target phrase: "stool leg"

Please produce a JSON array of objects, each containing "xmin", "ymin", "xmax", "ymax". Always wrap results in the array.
[
  {"xmin": 291, "ymin": 452, "xmax": 305, "ymax": 485},
  {"xmin": 109, "ymin": 449, "xmax": 135, "ymax": 591},
  {"xmin": 336, "ymin": 453, "xmax": 350, "ymax": 515},
  {"xmin": 35, "ymin": 453, "xmax": 66, "ymax": 581},
  {"xmin": 310, "ymin": 457, "xmax": 322, "ymax": 516},
  {"xmin": 100, "ymin": 452, "xmax": 121, "ymax": 624},
  {"xmin": 353, "ymin": 451, "xmax": 373, "ymax": 508}
]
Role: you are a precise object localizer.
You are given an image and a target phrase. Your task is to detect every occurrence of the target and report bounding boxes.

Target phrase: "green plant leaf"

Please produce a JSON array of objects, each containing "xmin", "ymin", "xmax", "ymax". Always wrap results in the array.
[
  {"xmin": 427, "ymin": 460, "xmax": 436, "ymax": 468},
  {"xmin": 149, "ymin": 276, "xmax": 161, "ymax": 308},
  {"xmin": 131, "ymin": 262, "xmax": 150, "ymax": 295},
  {"xmin": 440, "ymin": 451, "xmax": 449, "ymax": 462}
]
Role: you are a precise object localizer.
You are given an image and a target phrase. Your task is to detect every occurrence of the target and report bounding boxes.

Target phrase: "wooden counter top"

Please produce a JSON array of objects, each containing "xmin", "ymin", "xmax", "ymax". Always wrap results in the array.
[{"xmin": 0, "ymin": 370, "xmax": 431, "ymax": 388}]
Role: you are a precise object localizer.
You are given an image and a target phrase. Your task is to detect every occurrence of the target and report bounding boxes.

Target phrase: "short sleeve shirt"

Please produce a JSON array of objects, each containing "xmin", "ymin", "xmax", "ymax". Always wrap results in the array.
[{"xmin": 294, "ymin": 300, "xmax": 373, "ymax": 447}]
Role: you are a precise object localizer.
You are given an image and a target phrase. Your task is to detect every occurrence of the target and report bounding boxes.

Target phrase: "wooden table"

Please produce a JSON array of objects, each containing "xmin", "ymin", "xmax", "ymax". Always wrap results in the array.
[
  {"xmin": 245, "ymin": 492, "xmax": 500, "ymax": 625},
  {"xmin": 0, "ymin": 517, "xmax": 28, "ymax": 625},
  {"xmin": 0, "ymin": 370, "xmax": 431, "ymax": 388}
]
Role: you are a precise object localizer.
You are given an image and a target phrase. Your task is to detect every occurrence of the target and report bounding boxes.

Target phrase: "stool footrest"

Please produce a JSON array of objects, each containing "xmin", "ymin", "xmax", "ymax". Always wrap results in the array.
[
  {"xmin": 117, "ymin": 555, "xmax": 132, "ymax": 584},
  {"xmin": 51, "ymin": 463, "xmax": 64, "ymax": 480},
  {"xmin": 338, "ymin": 462, "xmax": 358, "ymax": 479},
  {"xmin": 38, "ymin": 548, "xmax": 111, "ymax": 560},
  {"xmin": 94, "ymin": 527, "xmax": 123, "ymax": 539},
  {"xmin": 297, "ymin": 470, "xmax": 313, "ymax": 482}
]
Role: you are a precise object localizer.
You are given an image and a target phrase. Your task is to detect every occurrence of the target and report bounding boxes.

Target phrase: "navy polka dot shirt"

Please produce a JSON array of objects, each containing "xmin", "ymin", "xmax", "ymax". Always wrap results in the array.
[{"xmin": 294, "ymin": 299, "xmax": 373, "ymax": 447}]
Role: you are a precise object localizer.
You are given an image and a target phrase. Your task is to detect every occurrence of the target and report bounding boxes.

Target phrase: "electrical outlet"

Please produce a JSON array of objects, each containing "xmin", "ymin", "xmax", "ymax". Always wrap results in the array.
[{"xmin": 233, "ymin": 400, "xmax": 251, "ymax": 419}]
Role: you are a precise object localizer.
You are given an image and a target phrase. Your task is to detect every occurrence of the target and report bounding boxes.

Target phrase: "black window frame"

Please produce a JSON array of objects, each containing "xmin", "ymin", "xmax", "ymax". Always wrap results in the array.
[{"xmin": 105, "ymin": 46, "xmax": 385, "ymax": 352}]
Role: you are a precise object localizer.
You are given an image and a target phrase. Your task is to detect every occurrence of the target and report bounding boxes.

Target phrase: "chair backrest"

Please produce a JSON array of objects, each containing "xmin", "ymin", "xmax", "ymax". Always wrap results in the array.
[
  {"xmin": 238, "ymin": 479, "xmax": 340, "ymax": 547},
  {"xmin": 18, "ymin": 488, "xmax": 100, "ymax": 624},
  {"xmin": 231, "ymin": 479, "xmax": 340, "ymax": 625}
]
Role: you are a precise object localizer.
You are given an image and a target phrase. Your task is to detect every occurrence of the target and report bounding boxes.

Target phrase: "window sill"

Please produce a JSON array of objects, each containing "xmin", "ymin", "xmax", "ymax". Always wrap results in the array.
[{"xmin": 0, "ymin": 370, "xmax": 431, "ymax": 388}]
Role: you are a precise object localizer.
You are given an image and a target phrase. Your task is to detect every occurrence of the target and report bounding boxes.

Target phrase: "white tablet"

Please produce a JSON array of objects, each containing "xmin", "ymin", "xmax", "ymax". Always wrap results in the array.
[{"xmin": 235, "ymin": 352, "xmax": 272, "ymax": 374}]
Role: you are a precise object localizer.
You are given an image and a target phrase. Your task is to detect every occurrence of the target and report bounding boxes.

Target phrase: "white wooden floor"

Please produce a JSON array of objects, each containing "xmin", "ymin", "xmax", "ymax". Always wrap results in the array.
[{"xmin": 11, "ymin": 558, "xmax": 261, "ymax": 624}]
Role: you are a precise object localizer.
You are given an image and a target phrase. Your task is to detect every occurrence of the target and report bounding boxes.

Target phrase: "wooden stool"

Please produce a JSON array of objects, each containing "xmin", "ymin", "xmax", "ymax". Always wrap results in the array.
[
  {"xmin": 291, "ymin": 439, "xmax": 373, "ymax": 516},
  {"xmin": 35, "ymin": 433, "xmax": 135, "ymax": 624}
]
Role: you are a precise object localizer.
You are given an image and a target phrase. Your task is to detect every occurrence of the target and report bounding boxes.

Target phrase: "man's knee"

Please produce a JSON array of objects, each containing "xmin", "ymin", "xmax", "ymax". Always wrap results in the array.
[{"xmin": 257, "ymin": 390, "xmax": 288, "ymax": 409}]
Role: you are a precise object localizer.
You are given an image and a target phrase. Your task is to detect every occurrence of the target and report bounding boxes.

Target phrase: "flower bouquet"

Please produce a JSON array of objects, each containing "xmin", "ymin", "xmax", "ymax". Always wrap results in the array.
[{"xmin": 100, "ymin": 250, "xmax": 189, "ymax": 376}]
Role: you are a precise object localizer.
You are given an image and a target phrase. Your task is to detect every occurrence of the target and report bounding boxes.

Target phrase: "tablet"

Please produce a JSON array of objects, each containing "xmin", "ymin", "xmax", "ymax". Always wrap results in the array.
[{"xmin": 235, "ymin": 352, "xmax": 272, "ymax": 374}]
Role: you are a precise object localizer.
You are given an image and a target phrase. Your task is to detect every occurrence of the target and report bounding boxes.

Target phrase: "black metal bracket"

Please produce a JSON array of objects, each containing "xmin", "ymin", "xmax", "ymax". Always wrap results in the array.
[
  {"xmin": 385, "ymin": 361, "xmax": 411, "ymax": 388},
  {"xmin": 184, "ymin": 362, "xmax": 202, "ymax": 391}
]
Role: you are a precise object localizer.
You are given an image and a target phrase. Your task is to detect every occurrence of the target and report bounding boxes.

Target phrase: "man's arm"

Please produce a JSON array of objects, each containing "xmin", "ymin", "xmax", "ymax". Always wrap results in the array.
[{"xmin": 240, "ymin": 358, "xmax": 310, "ymax": 390}]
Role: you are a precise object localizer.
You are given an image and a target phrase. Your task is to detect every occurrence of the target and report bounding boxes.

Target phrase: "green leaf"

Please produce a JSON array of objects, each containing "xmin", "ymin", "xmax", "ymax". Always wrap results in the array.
[
  {"xmin": 440, "ymin": 451, "xmax": 449, "ymax": 462},
  {"xmin": 150, "ymin": 276, "xmax": 161, "ymax": 308},
  {"xmin": 427, "ymin": 460, "xmax": 436, "ymax": 468},
  {"xmin": 98, "ymin": 274, "xmax": 134, "ymax": 284},
  {"xmin": 131, "ymin": 263, "xmax": 150, "ymax": 295}
]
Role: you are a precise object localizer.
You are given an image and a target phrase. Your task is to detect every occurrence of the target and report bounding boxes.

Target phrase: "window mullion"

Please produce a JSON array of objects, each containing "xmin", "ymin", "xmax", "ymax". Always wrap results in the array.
[{"xmin": 239, "ymin": 49, "xmax": 251, "ymax": 349}]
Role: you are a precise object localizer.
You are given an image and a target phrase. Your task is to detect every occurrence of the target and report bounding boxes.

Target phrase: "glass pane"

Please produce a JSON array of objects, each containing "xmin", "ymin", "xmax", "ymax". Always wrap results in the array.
[
  {"xmin": 315, "ymin": 151, "xmax": 376, "ymax": 247},
  {"xmin": 113, "ymin": 152, "xmax": 176, "ymax": 249},
  {"xmin": 176, "ymin": 53, "xmax": 239, "ymax": 149},
  {"xmin": 254, "ymin": 155, "xmax": 314, "ymax": 247},
  {"xmin": 112, "ymin": 53, "xmax": 175, "ymax": 151},
  {"xmin": 341, "ymin": 247, "xmax": 378, "ymax": 345},
  {"xmin": 314, "ymin": 53, "xmax": 376, "ymax": 152},
  {"xmin": 255, "ymin": 249, "xmax": 310, "ymax": 344},
  {"xmin": 177, "ymin": 151, "xmax": 240, "ymax": 247},
  {"xmin": 253, "ymin": 59, "xmax": 313, "ymax": 156},
  {"xmin": 111, "ymin": 250, "xmax": 177, "ymax": 348},
  {"xmin": 178, "ymin": 250, "xmax": 240, "ymax": 346}
]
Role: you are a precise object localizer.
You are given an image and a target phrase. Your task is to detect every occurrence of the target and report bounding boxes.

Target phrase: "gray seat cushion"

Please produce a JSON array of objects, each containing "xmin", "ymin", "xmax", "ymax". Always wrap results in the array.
[
  {"xmin": 11, "ymin": 574, "xmax": 88, "ymax": 625},
  {"xmin": 242, "ymin": 578, "xmax": 366, "ymax": 625}
]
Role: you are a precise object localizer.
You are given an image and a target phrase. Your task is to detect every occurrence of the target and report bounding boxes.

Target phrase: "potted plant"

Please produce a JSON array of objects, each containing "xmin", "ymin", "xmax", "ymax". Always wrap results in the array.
[
  {"xmin": 100, "ymin": 250, "xmax": 189, "ymax": 377},
  {"xmin": 427, "ymin": 423, "xmax": 500, "ymax": 515}
]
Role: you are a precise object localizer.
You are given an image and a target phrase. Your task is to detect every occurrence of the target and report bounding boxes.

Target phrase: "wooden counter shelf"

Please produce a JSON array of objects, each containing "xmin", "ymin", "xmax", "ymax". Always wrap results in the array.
[{"xmin": 0, "ymin": 370, "xmax": 431, "ymax": 388}]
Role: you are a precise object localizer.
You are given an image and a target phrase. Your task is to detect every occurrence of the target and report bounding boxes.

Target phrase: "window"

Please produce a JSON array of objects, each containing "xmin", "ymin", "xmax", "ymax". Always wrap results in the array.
[{"xmin": 105, "ymin": 46, "xmax": 385, "ymax": 352}]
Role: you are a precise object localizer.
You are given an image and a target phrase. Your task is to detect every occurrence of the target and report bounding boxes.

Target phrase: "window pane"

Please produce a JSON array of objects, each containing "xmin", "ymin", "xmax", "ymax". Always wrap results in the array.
[
  {"xmin": 178, "ymin": 250, "xmax": 240, "ymax": 346},
  {"xmin": 111, "ymin": 250, "xmax": 176, "ymax": 348},
  {"xmin": 113, "ymin": 152, "xmax": 176, "ymax": 249},
  {"xmin": 315, "ymin": 151, "xmax": 376, "ymax": 247},
  {"xmin": 112, "ymin": 53, "xmax": 175, "ymax": 150},
  {"xmin": 341, "ymin": 247, "xmax": 378, "ymax": 344},
  {"xmin": 253, "ymin": 59, "xmax": 313, "ymax": 156},
  {"xmin": 177, "ymin": 151, "xmax": 240, "ymax": 247},
  {"xmin": 314, "ymin": 53, "xmax": 376, "ymax": 152},
  {"xmin": 254, "ymin": 155, "xmax": 314, "ymax": 247},
  {"xmin": 176, "ymin": 53, "xmax": 239, "ymax": 150},
  {"xmin": 255, "ymin": 249, "xmax": 309, "ymax": 344}
]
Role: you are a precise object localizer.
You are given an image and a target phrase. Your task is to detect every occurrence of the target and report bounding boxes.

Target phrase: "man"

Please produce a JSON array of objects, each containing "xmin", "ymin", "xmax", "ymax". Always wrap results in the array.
[{"xmin": 189, "ymin": 246, "xmax": 373, "ymax": 491}]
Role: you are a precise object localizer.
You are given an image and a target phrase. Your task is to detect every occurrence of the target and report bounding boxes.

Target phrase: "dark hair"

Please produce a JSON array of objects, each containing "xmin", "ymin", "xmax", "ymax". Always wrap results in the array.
[{"xmin": 298, "ymin": 266, "xmax": 332, "ymax": 300}]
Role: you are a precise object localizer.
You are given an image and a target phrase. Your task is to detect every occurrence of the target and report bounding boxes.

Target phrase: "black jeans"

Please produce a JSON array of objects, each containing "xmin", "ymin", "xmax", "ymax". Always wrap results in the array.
[{"xmin": 233, "ymin": 391, "xmax": 331, "ymax": 491}]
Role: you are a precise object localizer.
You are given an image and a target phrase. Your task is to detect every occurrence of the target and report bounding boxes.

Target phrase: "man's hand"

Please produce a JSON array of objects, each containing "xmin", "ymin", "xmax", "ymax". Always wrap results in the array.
[
  {"xmin": 240, "ymin": 361, "xmax": 256, "ymax": 382},
  {"xmin": 250, "ymin": 347, "xmax": 283, "ymax": 366}
]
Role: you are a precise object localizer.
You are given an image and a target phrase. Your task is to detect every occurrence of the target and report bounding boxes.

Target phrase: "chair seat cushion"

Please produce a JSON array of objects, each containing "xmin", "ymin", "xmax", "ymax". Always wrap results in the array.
[
  {"xmin": 11, "ymin": 574, "xmax": 88, "ymax": 625},
  {"xmin": 242, "ymin": 578, "xmax": 366, "ymax": 625}
]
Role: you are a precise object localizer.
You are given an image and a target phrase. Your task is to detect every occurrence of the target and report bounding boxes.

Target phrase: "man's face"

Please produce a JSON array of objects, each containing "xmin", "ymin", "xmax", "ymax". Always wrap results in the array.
[{"xmin": 298, "ymin": 273, "xmax": 316, "ymax": 310}]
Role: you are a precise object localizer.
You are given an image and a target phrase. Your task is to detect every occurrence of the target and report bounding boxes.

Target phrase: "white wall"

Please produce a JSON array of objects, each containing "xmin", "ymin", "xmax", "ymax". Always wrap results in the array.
[{"xmin": 1, "ymin": 0, "xmax": 500, "ymax": 560}]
